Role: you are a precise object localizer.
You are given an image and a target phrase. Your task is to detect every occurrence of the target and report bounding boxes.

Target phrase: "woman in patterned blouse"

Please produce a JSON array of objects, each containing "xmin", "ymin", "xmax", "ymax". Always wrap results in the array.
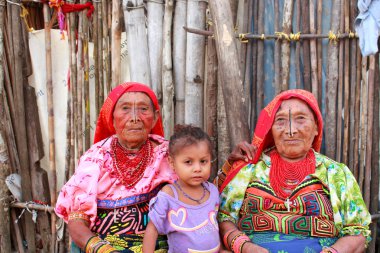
[
  {"xmin": 55, "ymin": 82, "xmax": 177, "ymax": 252},
  {"xmin": 217, "ymin": 89, "xmax": 371, "ymax": 253}
]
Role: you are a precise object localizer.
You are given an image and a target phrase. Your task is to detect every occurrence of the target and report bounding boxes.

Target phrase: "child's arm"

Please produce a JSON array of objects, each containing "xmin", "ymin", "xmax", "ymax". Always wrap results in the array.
[{"xmin": 142, "ymin": 221, "xmax": 159, "ymax": 253}]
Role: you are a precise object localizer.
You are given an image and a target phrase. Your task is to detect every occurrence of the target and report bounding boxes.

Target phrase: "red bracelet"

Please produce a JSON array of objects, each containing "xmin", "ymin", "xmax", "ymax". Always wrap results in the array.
[
  {"xmin": 222, "ymin": 228, "xmax": 236, "ymax": 250},
  {"xmin": 232, "ymin": 234, "xmax": 250, "ymax": 253}
]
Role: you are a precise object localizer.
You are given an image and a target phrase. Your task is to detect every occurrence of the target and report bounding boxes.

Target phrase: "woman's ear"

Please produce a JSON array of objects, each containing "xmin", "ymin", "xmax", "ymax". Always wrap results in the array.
[{"xmin": 152, "ymin": 109, "xmax": 159, "ymax": 126}]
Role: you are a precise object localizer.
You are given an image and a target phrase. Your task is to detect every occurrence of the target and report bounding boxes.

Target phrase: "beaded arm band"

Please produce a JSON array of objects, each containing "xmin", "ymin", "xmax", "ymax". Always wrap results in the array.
[{"xmin": 68, "ymin": 211, "xmax": 90, "ymax": 222}]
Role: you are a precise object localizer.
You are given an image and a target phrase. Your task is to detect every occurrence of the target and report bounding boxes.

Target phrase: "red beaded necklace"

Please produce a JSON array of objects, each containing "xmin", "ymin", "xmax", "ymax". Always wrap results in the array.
[
  {"xmin": 269, "ymin": 149, "xmax": 315, "ymax": 199},
  {"xmin": 110, "ymin": 137, "xmax": 153, "ymax": 188}
]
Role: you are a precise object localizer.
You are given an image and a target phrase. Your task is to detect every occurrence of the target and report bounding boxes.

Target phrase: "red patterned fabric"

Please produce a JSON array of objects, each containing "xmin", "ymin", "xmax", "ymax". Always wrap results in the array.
[
  {"xmin": 93, "ymin": 82, "xmax": 164, "ymax": 143},
  {"xmin": 220, "ymin": 89, "xmax": 323, "ymax": 192}
]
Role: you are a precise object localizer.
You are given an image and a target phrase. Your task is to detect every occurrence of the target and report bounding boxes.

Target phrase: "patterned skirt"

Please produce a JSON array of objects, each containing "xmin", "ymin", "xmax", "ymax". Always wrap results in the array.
[{"xmin": 247, "ymin": 231, "xmax": 338, "ymax": 253}]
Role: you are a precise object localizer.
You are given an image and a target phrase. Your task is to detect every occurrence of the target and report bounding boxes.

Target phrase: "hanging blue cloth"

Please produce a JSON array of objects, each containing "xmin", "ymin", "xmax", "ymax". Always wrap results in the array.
[{"xmin": 355, "ymin": 0, "xmax": 380, "ymax": 56}]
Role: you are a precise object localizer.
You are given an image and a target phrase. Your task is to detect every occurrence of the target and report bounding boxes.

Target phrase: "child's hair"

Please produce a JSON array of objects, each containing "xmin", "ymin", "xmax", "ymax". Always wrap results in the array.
[{"xmin": 169, "ymin": 124, "xmax": 213, "ymax": 157}]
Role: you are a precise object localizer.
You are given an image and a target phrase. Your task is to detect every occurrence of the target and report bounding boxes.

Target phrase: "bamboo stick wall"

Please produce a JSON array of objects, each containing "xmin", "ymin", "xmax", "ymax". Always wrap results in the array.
[{"xmin": 0, "ymin": 0, "xmax": 378, "ymax": 252}]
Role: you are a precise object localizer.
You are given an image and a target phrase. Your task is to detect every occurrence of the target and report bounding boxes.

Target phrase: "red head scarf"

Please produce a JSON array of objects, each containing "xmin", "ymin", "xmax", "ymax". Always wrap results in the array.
[
  {"xmin": 93, "ymin": 82, "xmax": 164, "ymax": 143},
  {"xmin": 220, "ymin": 89, "xmax": 323, "ymax": 192}
]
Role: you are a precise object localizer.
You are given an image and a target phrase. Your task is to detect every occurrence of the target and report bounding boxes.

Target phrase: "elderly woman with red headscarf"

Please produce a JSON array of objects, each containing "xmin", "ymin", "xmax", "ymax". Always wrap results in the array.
[
  {"xmin": 217, "ymin": 89, "xmax": 371, "ymax": 253},
  {"xmin": 55, "ymin": 82, "xmax": 177, "ymax": 252}
]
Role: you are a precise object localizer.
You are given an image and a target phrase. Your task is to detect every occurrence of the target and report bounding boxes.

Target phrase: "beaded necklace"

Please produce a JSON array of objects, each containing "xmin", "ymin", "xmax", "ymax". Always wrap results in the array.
[
  {"xmin": 110, "ymin": 137, "xmax": 153, "ymax": 188},
  {"xmin": 269, "ymin": 149, "xmax": 315, "ymax": 199},
  {"xmin": 174, "ymin": 181, "xmax": 207, "ymax": 204}
]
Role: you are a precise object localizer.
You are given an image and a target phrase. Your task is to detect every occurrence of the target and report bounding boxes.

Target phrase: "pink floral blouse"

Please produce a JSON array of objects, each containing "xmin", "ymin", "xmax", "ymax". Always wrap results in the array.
[{"xmin": 55, "ymin": 134, "xmax": 178, "ymax": 228}]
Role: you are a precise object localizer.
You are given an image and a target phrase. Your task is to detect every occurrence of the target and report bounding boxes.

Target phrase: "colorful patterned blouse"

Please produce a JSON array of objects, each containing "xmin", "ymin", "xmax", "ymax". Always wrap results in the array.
[{"xmin": 218, "ymin": 150, "xmax": 371, "ymax": 245}]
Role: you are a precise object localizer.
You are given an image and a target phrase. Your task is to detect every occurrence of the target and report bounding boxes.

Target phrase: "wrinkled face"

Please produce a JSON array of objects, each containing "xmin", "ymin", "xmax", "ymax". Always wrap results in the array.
[
  {"xmin": 271, "ymin": 98, "xmax": 318, "ymax": 162},
  {"xmin": 113, "ymin": 92, "xmax": 158, "ymax": 149},
  {"xmin": 169, "ymin": 141, "xmax": 211, "ymax": 188}
]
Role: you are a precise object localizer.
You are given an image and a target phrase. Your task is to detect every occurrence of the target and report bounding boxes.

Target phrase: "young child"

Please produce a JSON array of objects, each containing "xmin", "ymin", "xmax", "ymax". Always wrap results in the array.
[{"xmin": 143, "ymin": 125, "xmax": 220, "ymax": 253}]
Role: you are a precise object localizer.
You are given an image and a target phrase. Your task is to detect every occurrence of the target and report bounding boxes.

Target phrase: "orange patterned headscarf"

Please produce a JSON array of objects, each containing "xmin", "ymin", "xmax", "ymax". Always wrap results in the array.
[
  {"xmin": 93, "ymin": 82, "xmax": 164, "ymax": 143},
  {"xmin": 220, "ymin": 89, "xmax": 323, "ymax": 192}
]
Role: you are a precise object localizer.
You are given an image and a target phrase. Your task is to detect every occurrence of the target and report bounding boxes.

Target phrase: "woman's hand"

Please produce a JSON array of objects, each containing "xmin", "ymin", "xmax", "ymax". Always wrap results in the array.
[
  {"xmin": 228, "ymin": 141, "xmax": 257, "ymax": 163},
  {"xmin": 242, "ymin": 242, "xmax": 269, "ymax": 253},
  {"xmin": 319, "ymin": 235, "xmax": 366, "ymax": 253}
]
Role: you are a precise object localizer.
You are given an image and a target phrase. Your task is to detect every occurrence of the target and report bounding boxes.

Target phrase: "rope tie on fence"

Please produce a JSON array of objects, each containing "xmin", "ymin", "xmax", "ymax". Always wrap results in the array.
[
  {"xmin": 239, "ymin": 33, "xmax": 249, "ymax": 43},
  {"xmin": 260, "ymin": 34, "xmax": 266, "ymax": 40},
  {"xmin": 20, "ymin": 4, "xmax": 34, "ymax": 32},
  {"xmin": 290, "ymin": 32, "xmax": 301, "ymax": 41},
  {"xmin": 275, "ymin": 31, "xmax": 290, "ymax": 41},
  {"xmin": 348, "ymin": 30, "xmax": 357, "ymax": 38},
  {"xmin": 328, "ymin": 30, "xmax": 339, "ymax": 44},
  {"xmin": 147, "ymin": 0, "xmax": 164, "ymax": 4},
  {"xmin": 125, "ymin": 3, "xmax": 145, "ymax": 10},
  {"xmin": 14, "ymin": 201, "xmax": 38, "ymax": 224}
]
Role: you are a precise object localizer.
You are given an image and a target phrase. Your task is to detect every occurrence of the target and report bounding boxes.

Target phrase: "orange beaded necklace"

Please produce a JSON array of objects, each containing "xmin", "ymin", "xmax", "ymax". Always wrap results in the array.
[
  {"xmin": 269, "ymin": 149, "xmax": 316, "ymax": 199},
  {"xmin": 110, "ymin": 137, "xmax": 153, "ymax": 188}
]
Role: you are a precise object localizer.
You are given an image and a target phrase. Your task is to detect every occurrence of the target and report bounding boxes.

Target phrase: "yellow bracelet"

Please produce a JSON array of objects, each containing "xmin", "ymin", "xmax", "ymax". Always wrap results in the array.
[
  {"xmin": 96, "ymin": 243, "xmax": 118, "ymax": 253},
  {"xmin": 85, "ymin": 236, "xmax": 102, "ymax": 253}
]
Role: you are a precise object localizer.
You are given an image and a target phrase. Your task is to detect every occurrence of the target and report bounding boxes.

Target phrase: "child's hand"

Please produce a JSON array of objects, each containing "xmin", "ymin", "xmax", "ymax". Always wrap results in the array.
[{"xmin": 242, "ymin": 242, "xmax": 269, "ymax": 253}]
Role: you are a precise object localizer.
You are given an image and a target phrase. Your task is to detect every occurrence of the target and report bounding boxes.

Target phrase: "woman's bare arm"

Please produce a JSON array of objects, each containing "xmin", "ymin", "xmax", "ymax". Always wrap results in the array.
[{"xmin": 67, "ymin": 220, "xmax": 97, "ymax": 250}]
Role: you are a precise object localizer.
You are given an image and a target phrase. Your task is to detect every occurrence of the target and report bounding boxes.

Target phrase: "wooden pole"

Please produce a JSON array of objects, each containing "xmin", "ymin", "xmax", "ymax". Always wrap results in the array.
[
  {"xmin": 208, "ymin": 0, "xmax": 250, "ymax": 147},
  {"xmin": 162, "ymin": 0, "xmax": 174, "ymax": 138},
  {"xmin": 358, "ymin": 56, "xmax": 368, "ymax": 190},
  {"xmin": 77, "ymin": 0, "xmax": 84, "ymax": 157},
  {"xmin": 364, "ymin": 55, "xmax": 375, "ymax": 206},
  {"xmin": 280, "ymin": 0, "xmax": 294, "ymax": 91},
  {"xmin": 256, "ymin": 0, "xmax": 264, "ymax": 109},
  {"xmin": 348, "ymin": 0, "xmax": 358, "ymax": 171},
  {"xmin": 111, "ymin": 0, "xmax": 121, "ymax": 88},
  {"xmin": 184, "ymin": 0, "xmax": 207, "ymax": 126},
  {"xmin": 236, "ymin": 0, "xmax": 249, "ymax": 80},
  {"xmin": 43, "ymin": 4, "xmax": 57, "ymax": 251},
  {"xmin": 301, "ymin": 0, "xmax": 310, "ymax": 91},
  {"xmin": 10, "ymin": 3, "xmax": 36, "ymax": 251},
  {"xmin": 25, "ymin": 86, "xmax": 52, "ymax": 253},
  {"xmin": 316, "ymin": 0, "xmax": 322, "ymax": 106},
  {"xmin": 122, "ymin": 0, "xmax": 151, "ymax": 85},
  {"xmin": 93, "ymin": 1, "xmax": 100, "ymax": 115},
  {"xmin": 325, "ymin": 0, "xmax": 341, "ymax": 159},
  {"xmin": 295, "ymin": 0, "xmax": 301, "ymax": 88},
  {"xmin": 0, "ymin": 2, "xmax": 12, "ymax": 249},
  {"xmin": 102, "ymin": 0, "xmax": 111, "ymax": 95},
  {"xmin": 205, "ymin": 15, "xmax": 218, "ymax": 180},
  {"xmin": 250, "ymin": 0, "xmax": 258, "ymax": 128},
  {"xmin": 0, "ymin": 133, "xmax": 11, "ymax": 253},
  {"xmin": 11, "ymin": 209, "xmax": 25, "ymax": 253},
  {"xmin": 217, "ymin": 74, "xmax": 231, "ymax": 168},
  {"xmin": 336, "ymin": 0, "xmax": 344, "ymax": 162},
  {"xmin": 353, "ymin": 43, "xmax": 361, "ymax": 179},
  {"xmin": 98, "ymin": 1, "xmax": 104, "ymax": 104},
  {"xmin": 274, "ymin": 0, "xmax": 281, "ymax": 93},
  {"xmin": 147, "ymin": 0, "xmax": 164, "ymax": 101},
  {"xmin": 309, "ymin": 0, "xmax": 318, "ymax": 99},
  {"xmin": 369, "ymin": 54, "xmax": 379, "ymax": 253},
  {"xmin": 342, "ymin": 0, "xmax": 350, "ymax": 165},
  {"xmin": 173, "ymin": 0, "xmax": 186, "ymax": 125},
  {"xmin": 83, "ymin": 0, "xmax": 91, "ymax": 149}
]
